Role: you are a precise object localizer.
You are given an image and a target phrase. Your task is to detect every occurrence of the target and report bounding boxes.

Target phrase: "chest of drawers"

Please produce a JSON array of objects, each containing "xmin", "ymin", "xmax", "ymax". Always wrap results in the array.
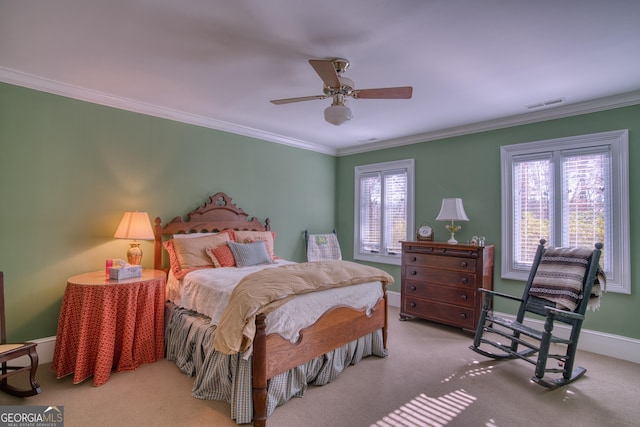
[{"xmin": 400, "ymin": 241, "xmax": 494, "ymax": 330}]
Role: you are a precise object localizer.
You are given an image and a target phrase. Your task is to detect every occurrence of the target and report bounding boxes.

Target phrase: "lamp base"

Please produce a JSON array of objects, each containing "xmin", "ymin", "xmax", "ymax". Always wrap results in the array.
[
  {"xmin": 127, "ymin": 242, "xmax": 143, "ymax": 265},
  {"xmin": 447, "ymin": 232, "xmax": 458, "ymax": 244}
]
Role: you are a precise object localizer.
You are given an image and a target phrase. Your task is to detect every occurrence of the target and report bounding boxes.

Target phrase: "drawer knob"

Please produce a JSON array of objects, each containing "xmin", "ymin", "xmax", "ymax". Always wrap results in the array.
[
  {"xmin": 410, "ymin": 302, "xmax": 416, "ymax": 308},
  {"xmin": 460, "ymin": 313, "xmax": 467, "ymax": 319},
  {"xmin": 461, "ymin": 277, "xmax": 468, "ymax": 284},
  {"xmin": 411, "ymin": 256, "xmax": 417, "ymax": 262},
  {"xmin": 410, "ymin": 270, "xmax": 417, "ymax": 276},
  {"xmin": 460, "ymin": 261, "xmax": 468, "ymax": 268},
  {"xmin": 460, "ymin": 294, "xmax": 468, "ymax": 301},
  {"xmin": 410, "ymin": 285, "xmax": 417, "ymax": 291}
]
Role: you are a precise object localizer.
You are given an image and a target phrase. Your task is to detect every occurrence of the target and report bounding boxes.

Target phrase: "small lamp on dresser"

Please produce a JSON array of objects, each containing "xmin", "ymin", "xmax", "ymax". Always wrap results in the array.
[
  {"xmin": 435, "ymin": 198, "xmax": 469, "ymax": 244},
  {"xmin": 114, "ymin": 211, "xmax": 155, "ymax": 265}
]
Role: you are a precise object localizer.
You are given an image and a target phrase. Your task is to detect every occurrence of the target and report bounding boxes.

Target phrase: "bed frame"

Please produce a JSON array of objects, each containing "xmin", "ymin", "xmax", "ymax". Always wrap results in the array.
[{"xmin": 153, "ymin": 192, "xmax": 388, "ymax": 427}]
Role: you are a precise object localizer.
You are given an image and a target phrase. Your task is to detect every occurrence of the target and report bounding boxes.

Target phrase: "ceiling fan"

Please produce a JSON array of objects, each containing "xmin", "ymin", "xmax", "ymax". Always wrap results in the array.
[{"xmin": 270, "ymin": 58, "xmax": 413, "ymax": 126}]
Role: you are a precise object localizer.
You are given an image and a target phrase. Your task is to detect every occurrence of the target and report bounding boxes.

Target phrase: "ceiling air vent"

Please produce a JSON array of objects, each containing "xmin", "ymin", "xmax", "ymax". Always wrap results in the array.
[{"xmin": 525, "ymin": 97, "xmax": 566, "ymax": 110}]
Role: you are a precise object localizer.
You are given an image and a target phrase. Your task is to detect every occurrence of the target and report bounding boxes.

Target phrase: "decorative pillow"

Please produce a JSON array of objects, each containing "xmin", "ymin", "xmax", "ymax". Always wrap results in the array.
[
  {"xmin": 163, "ymin": 239, "xmax": 200, "ymax": 280},
  {"xmin": 206, "ymin": 243, "xmax": 236, "ymax": 268},
  {"xmin": 171, "ymin": 231, "xmax": 234, "ymax": 270},
  {"xmin": 163, "ymin": 239, "xmax": 183, "ymax": 277},
  {"xmin": 227, "ymin": 240, "xmax": 273, "ymax": 267},
  {"xmin": 529, "ymin": 246, "xmax": 592, "ymax": 311},
  {"xmin": 234, "ymin": 230, "xmax": 277, "ymax": 260}
]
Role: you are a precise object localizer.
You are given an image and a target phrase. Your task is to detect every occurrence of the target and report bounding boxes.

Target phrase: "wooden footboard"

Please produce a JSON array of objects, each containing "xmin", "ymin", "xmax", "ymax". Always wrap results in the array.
[{"xmin": 252, "ymin": 291, "xmax": 388, "ymax": 427}]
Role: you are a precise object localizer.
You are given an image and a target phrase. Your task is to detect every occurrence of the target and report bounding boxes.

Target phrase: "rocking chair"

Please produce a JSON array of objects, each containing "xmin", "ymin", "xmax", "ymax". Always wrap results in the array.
[
  {"xmin": 469, "ymin": 239, "xmax": 603, "ymax": 389},
  {"xmin": 0, "ymin": 272, "xmax": 41, "ymax": 397}
]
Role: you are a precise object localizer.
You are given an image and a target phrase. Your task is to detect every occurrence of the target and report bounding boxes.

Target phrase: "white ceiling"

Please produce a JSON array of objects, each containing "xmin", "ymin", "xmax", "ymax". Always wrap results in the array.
[{"xmin": 2, "ymin": 0, "xmax": 640, "ymax": 155}]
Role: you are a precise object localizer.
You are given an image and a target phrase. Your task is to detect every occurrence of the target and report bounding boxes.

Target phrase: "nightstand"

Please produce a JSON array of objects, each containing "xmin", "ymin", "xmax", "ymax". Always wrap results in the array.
[{"xmin": 52, "ymin": 269, "xmax": 166, "ymax": 386}]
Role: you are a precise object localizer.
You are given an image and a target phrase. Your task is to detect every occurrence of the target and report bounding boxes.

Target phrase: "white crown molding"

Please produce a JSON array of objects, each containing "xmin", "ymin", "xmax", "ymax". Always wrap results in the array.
[
  {"xmin": 2, "ymin": 66, "xmax": 639, "ymax": 158},
  {"xmin": 338, "ymin": 90, "xmax": 640, "ymax": 156},
  {"xmin": 0, "ymin": 67, "xmax": 336, "ymax": 156}
]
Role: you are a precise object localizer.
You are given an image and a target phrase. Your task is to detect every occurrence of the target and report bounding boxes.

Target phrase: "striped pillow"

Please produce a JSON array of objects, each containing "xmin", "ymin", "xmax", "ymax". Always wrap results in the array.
[
  {"xmin": 227, "ymin": 240, "xmax": 273, "ymax": 267},
  {"xmin": 529, "ymin": 246, "xmax": 592, "ymax": 311}
]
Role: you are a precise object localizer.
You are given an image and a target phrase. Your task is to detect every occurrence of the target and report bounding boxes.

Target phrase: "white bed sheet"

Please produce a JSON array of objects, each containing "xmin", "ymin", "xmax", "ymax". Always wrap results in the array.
[{"xmin": 166, "ymin": 260, "xmax": 384, "ymax": 344}]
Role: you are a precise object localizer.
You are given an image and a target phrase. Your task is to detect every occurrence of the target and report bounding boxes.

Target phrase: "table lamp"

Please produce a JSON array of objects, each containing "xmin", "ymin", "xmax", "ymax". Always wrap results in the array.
[
  {"xmin": 435, "ymin": 198, "xmax": 469, "ymax": 244},
  {"xmin": 114, "ymin": 211, "xmax": 155, "ymax": 265}
]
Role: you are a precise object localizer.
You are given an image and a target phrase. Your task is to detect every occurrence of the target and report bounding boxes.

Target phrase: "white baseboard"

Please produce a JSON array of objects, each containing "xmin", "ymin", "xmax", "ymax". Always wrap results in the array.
[
  {"xmin": 386, "ymin": 290, "xmax": 640, "ymax": 364},
  {"xmin": 22, "ymin": 293, "xmax": 640, "ymax": 367},
  {"xmin": 387, "ymin": 290, "xmax": 401, "ymax": 308},
  {"xmin": 13, "ymin": 336, "xmax": 56, "ymax": 366},
  {"xmin": 512, "ymin": 313, "xmax": 640, "ymax": 364},
  {"xmin": 32, "ymin": 336, "xmax": 56, "ymax": 364}
]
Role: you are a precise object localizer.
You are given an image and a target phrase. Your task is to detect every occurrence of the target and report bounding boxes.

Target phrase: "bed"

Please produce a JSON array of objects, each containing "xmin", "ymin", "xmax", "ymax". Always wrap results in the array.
[{"xmin": 153, "ymin": 192, "xmax": 392, "ymax": 426}]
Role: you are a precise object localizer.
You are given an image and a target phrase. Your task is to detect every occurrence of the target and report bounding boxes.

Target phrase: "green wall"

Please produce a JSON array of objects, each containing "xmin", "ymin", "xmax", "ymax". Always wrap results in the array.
[
  {"xmin": 0, "ymin": 82, "xmax": 336, "ymax": 341},
  {"xmin": 337, "ymin": 105, "xmax": 640, "ymax": 340},
  {"xmin": 2, "ymin": 80, "xmax": 638, "ymax": 343}
]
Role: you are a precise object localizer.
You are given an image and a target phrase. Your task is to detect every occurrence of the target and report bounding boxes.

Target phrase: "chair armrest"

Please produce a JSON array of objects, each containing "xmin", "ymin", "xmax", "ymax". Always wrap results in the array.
[
  {"xmin": 544, "ymin": 306, "xmax": 585, "ymax": 321},
  {"xmin": 478, "ymin": 288, "xmax": 524, "ymax": 303}
]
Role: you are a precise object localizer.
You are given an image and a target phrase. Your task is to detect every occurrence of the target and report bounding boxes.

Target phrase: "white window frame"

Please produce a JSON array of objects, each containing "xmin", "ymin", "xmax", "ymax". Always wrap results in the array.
[
  {"xmin": 501, "ymin": 129, "xmax": 630, "ymax": 294},
  {"xmin": 354, "ymin": 159, "xmax": 415, "ymax": 266}
]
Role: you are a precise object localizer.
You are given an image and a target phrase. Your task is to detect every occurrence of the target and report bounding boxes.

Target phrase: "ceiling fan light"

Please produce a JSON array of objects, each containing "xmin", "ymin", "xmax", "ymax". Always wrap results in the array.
[{"xmin": 324, "ymin": 104, "xmax": 352, "ymax": 126}]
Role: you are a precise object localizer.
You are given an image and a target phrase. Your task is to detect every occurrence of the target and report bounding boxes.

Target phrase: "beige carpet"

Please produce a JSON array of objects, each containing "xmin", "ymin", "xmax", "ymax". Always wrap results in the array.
[{"xmin": 2, "ymin": 307, "xmax": 639, "ymax": 427}]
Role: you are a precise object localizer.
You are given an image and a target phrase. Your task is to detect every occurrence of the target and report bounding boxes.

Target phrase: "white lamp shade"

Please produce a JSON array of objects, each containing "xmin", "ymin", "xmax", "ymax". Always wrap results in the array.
[
  {"xmin": 114, "ymin": 212, "xmax": 155, "ymax": 240},
  {"xmin": 324, "ymin": 104, "xmax": 352, "ymax": 126},
  {"xmin": 435, "ymin": 198, "xmax": 470, "ymax": 222}
]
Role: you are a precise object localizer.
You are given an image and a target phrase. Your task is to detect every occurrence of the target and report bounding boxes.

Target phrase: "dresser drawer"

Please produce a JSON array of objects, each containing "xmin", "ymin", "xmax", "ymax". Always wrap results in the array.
[
  {"xmin": 404, "ymin": 266, "xmax": 476, "ymax": 288},
  {"xmin": 403, "ymin": 280, "xmax": 475, "ymax": 307},
  {"xmin": 402, "ymin": 296, "xmax": 475, "ymax": 329},
  {"xmin": 404, "ymin": 253, "xmax": 476, "ymax": 272}
]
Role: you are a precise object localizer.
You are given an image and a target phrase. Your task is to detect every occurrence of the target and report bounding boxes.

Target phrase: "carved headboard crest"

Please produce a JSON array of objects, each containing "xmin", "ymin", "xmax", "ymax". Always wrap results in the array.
[{"xmin": 153, "ymin": 192, "xmax": 270, "ymax": 269}]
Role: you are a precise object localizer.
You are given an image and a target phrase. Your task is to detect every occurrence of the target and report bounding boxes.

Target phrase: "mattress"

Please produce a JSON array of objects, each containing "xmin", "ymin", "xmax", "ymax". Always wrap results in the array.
[{"xmin": 165, "ymin": 260, "xmax": 384, "ymax": 346}]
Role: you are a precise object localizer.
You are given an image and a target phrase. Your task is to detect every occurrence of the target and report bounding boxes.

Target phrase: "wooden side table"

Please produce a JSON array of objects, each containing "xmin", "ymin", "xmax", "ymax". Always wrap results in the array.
[{"xmin": 52, "ymin": 269, "xmax": 166, "ymax": 386}]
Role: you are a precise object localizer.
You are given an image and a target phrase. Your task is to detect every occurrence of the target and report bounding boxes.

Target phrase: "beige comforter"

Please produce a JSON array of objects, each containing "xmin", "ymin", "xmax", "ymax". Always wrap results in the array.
[{"xmin": 213, "ymin": 260, "xmax": 394, "ymax": 354}]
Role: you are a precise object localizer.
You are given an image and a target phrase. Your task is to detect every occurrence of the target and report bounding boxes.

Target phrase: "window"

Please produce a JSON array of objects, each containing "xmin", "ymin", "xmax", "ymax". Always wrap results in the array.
[
  {"xmin": 501, "ymin": 130, "xmax": 630, "ymax": 293},
  {"xmin": 354, "ymin": 159, "xmax": 415, "ymax": 265}
]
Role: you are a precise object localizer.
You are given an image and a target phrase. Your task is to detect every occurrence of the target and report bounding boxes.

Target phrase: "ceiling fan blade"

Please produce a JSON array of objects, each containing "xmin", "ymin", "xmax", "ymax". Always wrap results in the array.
[
  {"xmin": 270, "ymin": 95, "xmax": 327, "ymax": 105},
  {"xmin": 309, "ymin": 59, "xmax": 341, "ymax": 88},
  {"xmin": 352, "ymin": 86, "xmax": 413, "ymax": 99}
]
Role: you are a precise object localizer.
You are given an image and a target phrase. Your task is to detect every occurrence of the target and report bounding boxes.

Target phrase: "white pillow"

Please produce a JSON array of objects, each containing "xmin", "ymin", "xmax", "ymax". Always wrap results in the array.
[{"xmin": 171, "ymin": 231, "xmax": 233, "ymax": 269}]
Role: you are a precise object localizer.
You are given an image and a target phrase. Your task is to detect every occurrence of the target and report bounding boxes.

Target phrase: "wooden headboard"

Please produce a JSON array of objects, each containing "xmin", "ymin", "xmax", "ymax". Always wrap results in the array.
[{"xmin": 153, "ymin": 192, "xmax": 270, "ymax": 270}]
